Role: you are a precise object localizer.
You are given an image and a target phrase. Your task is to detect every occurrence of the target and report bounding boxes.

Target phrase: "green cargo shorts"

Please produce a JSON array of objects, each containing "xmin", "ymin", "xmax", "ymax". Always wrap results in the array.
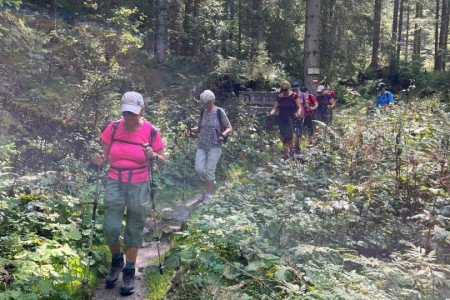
[{"xmin": 103, "ymin": 178, "xmax": 150, "ymax": 247}]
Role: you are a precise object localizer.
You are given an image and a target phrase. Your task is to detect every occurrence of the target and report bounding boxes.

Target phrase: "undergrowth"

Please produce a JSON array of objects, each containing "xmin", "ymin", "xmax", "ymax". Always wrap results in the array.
[{"xmin": 156, "ymin": 98, "xmax": 450, "ymax": 299}]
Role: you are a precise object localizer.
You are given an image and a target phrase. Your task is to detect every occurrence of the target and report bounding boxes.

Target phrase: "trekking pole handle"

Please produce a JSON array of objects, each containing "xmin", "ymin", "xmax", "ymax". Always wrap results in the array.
[
  {"xmin": 93, "ymin": 150, "xmax": 106, "ymax": 165},
  {"xmin": 143, "ymin": 143, "xmax": 158, "ymax": 161}
]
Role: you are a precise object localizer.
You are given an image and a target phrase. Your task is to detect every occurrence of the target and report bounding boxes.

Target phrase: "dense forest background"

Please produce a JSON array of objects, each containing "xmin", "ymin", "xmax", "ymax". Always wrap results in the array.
[{"xmin": 1, "ymin": 0, "xmax": 450, "ymax": 299}]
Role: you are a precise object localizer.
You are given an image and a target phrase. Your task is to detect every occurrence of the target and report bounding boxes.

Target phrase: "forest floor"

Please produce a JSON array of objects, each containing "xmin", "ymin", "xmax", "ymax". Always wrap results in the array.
[{"xmin": 92, "ymin": 193, "xmax": 203, "ymax": 300}]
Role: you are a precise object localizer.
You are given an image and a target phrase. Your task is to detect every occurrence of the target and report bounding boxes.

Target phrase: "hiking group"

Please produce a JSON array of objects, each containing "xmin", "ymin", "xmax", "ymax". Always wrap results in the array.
[
  {"xmin": 90, "ymin": 82, "xmax": 393, "ymax": 295},
  {"xmin": 268, "ymin": 80, "xmax": 394, "ymax": 159},
  {"xmin": 268, "ymin": 80, "xmax": 336, "ymax": 159}
]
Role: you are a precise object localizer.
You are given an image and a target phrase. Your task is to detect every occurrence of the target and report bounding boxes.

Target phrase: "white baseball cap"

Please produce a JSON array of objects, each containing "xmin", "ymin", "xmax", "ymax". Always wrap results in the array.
[
  {"xmin": 120, "ymin": 91, "xmax": 144, "ymax": 114},
  {"xmin": 317, "ymin": 85, "xmax": 325, "ymax": 93},
  {"xmin": 200, "ymin": 90, "xmax": 215, "ymax": 104}
]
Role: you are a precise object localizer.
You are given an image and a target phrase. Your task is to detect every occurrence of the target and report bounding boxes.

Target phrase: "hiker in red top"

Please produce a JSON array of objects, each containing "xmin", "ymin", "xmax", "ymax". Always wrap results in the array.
[
  {"xmin": 300, "ymin": 87, "xmax": 318, "ymax": 144},
  {"xmin": 268, "ymin": 80, "xmax": 303, "ymax": 159}
]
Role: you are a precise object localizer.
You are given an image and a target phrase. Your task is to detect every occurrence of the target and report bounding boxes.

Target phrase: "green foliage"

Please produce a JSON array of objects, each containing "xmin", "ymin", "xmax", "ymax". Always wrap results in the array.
[
  {"xmin": 0, "ymin": 0, "xmax": 21, "ymax": 8},
  {"xmin": 0, "ymin": 169, "xmax": 110, "ymax": 299},
  {"xmin": 157, "ymin": 97, "xmax": 450, "ymax": 299}
]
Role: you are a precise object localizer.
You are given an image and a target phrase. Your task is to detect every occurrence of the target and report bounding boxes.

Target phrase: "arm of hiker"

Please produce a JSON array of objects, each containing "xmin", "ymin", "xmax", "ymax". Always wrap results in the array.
[
  {"xmin": 329, "ymin": 98, "xmax": 336, "ymax": 109},
  {"xmin": 310, "ymin": 95, "xmax": 318, "ymax": 110},
  {"xmin": 188, "ymin": 126, "xmax": 200, "ymax": 135},
  {"xmin": 294, "ymin": 96, "xmax": 303, "ymax": 118},
  {"xmin": 92, "ymin": 142, "xmax": 110, "ymax": 165},
  {"xmin": 268, "ymin": 102, "xmax": 279, "ymax": 116},
  {"xmin": 222, "ymin": 124, "xmax": 232, "ymax": 137},
  {"xmin": 218, "ymin": 124, "xmax": 232, "ymax": 142},
  {"xmin": 388, "ymin": 93, "xmax": 395, "ymax": 105}
]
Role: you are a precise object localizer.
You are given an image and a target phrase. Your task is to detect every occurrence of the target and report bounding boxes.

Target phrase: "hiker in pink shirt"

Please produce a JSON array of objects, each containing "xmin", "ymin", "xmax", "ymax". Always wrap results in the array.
[{"xmin": 92, "ymin": 91, "xmax": 166, "ymax": 295}]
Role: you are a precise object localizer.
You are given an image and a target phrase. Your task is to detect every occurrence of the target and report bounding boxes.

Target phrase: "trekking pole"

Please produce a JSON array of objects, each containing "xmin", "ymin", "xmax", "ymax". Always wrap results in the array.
[
  {"xmin": 146, "ymin": 149, "xmax": 164, "ymax": 275},
  {"xmin": 182, "ymin": 127, "xmax": 189, "ymax": 201},
  {"xmin": 87, "ymin": 164, "xmax": 102, "ymax": 278}
]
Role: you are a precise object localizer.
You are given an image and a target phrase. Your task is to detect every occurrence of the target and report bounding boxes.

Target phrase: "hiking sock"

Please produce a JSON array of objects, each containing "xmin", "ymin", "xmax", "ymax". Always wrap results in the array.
[
  {"xmin": 112, "ymin": 252, "xmax": 123, "ymax": 260},
  {"xmin": 203, "ymin": 193, "xmax": 212, "ymax": 204},
  {"xmin": 125, "ymin": 262, "xmax": 136, "ymax": 269}
]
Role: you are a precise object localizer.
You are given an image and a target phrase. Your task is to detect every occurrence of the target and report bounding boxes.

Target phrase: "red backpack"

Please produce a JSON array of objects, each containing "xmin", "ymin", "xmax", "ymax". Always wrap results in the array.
[{"xmin": 325, "ymin": 90, "xmax": 337, "ymax": 102}]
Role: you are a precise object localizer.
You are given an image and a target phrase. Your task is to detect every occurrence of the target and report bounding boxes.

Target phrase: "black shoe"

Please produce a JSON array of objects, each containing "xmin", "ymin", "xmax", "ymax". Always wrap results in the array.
[
  {"xmin": 105, "ymin": 254, "xmax": 124, "ymax": 288},
  {"xmin": 120, "ymin": 268, "xmax": 135, "ymax": 295},
  {"xmin": 293, "ymin": 149, "xmax": 302, "ymax": 160}
]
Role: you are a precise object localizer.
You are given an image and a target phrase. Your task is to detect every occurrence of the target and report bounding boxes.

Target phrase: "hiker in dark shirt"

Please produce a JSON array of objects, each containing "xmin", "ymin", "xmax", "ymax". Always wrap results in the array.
[
  {"xmin": 268, "ymin": 81, "xmax": 302, "ymax": 159},
  {"xmin": 315, "ymin": 85, "xmax": 335, "ymax": 126}
]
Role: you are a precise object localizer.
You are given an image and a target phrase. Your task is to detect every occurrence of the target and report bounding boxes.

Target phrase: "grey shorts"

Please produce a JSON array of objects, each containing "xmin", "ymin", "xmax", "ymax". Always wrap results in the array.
[
  {"xmin": 103, "ymin": 179, "xmax": 150, "ymax": 247},
  {"xmin": 194, "ymin": 147, "xmax": 222, "ymax": 181}
]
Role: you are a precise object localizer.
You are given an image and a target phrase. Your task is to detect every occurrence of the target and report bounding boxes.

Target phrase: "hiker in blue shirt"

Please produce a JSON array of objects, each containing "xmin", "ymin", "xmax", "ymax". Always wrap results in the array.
[{"xmin": 375, "ymin": 82, "xmax": 395, "ymax": 107}]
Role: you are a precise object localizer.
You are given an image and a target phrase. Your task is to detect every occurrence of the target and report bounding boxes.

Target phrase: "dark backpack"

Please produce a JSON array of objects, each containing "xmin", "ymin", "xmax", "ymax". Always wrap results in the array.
[
  {"xmin": 199, "ymin": 108, "xmax": 229, "ymax": 143},
  {"xmin": 111, "ymin": 120, "xmax": 158, "ymax": 147}
]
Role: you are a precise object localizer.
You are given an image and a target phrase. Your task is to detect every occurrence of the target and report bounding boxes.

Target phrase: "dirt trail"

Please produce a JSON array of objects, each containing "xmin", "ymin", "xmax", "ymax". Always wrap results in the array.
[{"xmin": 92, "ymin": 193, "xmax": 203, "ymax": 300}]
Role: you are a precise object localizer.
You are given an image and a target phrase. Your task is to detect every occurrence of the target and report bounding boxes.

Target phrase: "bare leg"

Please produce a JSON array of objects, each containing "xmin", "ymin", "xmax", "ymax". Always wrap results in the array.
[
  {"xmin": 205, "ymin": 180, "xmax": 215, "ymax": 194},
  {"xmin": 125, "ymin": 247, "xmax": 138, "ymax": 264},
  {"xmin": 109, "ymin": 240, "xmax": 121, "ymax": 255}
]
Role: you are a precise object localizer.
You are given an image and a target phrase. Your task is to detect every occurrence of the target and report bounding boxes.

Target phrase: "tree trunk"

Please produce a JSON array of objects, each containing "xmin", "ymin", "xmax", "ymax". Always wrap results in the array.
[
  {"xmin": 434, "ymin": 0, "xmax": 441, "ymax": 70},
  {"xmin": 229, "ymin": 0, "xmax": 235, "ymax": 55},
  {"xmin": 445, "ymin": 1, "xmax": 450, "ymax": 71},
  {"xmin": 370, "ymin": 0, "xmax": 382, "ymax": 69},
  {"xmin": 238, "ymin": 0, "xmax": 242, "ymax": 56},
  {"xmin": 396, "ymin": 0, "xmax": 404, "ymax": 61},
  {"xmin": 438, "ymin": 0, "xmax": 449, "ymax": 70},
  {"xmin": 192, "ymin": 0, "xmax": 201, "ymax": 56},
  {"xmin": 405, "ymin": 3, "xmax": 410, "ymax": 61},
  {"xmin": 156, "ymin": 0, "xmax": 168, "ymax": 61},
  {"xmin": 393, "ymin": 0, "xmax": 399, "ymax": 45},
  {"xmin": 413, "ymin": 2, "xmax": 423, "ymax": 58},
  {"xmin": 390, "ymin": 0, "xmax": 400, "ymax": 68},
  {"xmin": 168, "ymin": 1, "xmax": 182, "ymax": 55},
  {"xmin": 182, "ymin": 0, "xmax": 193, "ymax": 56},
  {"xmin": 249, "ymin": 0, "xmax": 260, "ymax": 60},
  {"xmin": 303, "ymin": 0, "xmax": 321, "ymax": 93},
  {"xmin": 50, "ymin": 0, "xmax": 57, "ymax": 30},
  {"xmin": 143, "ymin": 0, "xmax": 155, "ymax": 54}
]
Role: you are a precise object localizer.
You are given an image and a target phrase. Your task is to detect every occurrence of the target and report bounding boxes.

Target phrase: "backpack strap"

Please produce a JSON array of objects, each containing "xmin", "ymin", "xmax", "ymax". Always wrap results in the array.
[
  {"xmin": 216, "ymin": 108, "xmax": 229, "ymax": 143},
  {"xmin": 149, "ymin": 125, "xmax": 157, "ymax": 146},
  {"xmin": 217, "ymin": 108, "xmax": 224, "ymax": 132},
  {"xmin": 111, "ymin": 120, "xmax": 120, "ymax": 144},
  {"xmin": 111, "ymin": 120, "xmax": 158, "ymax": 147},
  {"xmin": 300, "ymin": 92, "xmax": 306, "ymax": 107},
  {"xmin": 198, "ymin": 109, "xmax": 205, "ymax": 129}
]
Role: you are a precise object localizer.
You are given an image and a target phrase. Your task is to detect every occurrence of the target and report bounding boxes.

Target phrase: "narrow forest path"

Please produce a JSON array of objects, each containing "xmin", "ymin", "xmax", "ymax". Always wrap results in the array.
[{"xmin": 92, "ymin": 193, "xmax": 203, "ymax": 300}]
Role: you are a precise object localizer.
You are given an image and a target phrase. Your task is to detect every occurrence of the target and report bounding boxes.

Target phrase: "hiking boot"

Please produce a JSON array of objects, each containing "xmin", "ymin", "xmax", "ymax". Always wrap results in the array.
[
  {"xmin": 105, "ymin": 254, "xmax": 124, "ymax": 289},
  {"xmin": 293, "ymin": 149, "xmax": 302, "ymax": 160},
  {"xmin": 120, "ymin": 268, "xmax": 135, "ymax": 295}
]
